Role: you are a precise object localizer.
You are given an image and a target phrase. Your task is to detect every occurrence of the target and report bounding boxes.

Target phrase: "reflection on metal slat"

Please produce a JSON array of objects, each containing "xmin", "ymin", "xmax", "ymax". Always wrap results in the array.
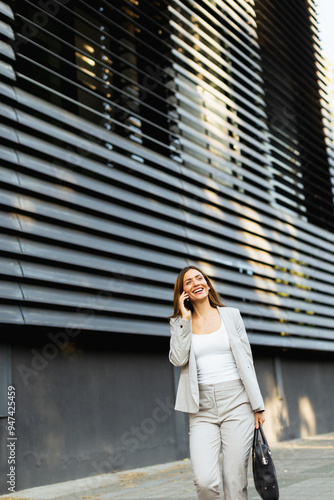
[
  {"xmin": 11, "ymin": 127, "xmax": 185, "ymax": 200},
  {"xmin": 0, "ymin": 211, "xmax": 22, "ymax": 232},
  {"xmin": 9, "ymin": 86, "xmax": 332, "ymax": 246},
  {"xmin": 169, "ymin": 10, "xmax": 262, "ymax": 80},
  {"xmin": 3, "ymin": 105, "xmax": 332, "ymax": 254},
  {"xmin": 0, "ymin": 1, "xmax": 14, "ymax": 19},
  {"xmin": 19, "ymin": 263, "xmax": 172, "ymax": 300},
  {"xmin": 0, "ymin": 61, "xmax": 16, "ymax": 81},
  {"xmin": 176, "ymin": 97, "xmax": 270, "ymax": 152},
  {"xmin": 177, "ymin": 109, "xmax": 271, "ymax": 166},
  {"xmin": 172, "ymin": 54, "xmax": 267, "ymax": 119},
  {"xmin": 219, "ymin": 284, "xmax": 334, "ymax": 314},
  {"xmin": 10, "ymin": 149, "xmax": 184, "ymax": 211},
  {"xmin": 195, "ymin": 0, "xmax": 258, "ymax": 42},
  {"xmin": 4, "ymin": 144, "xmax": 331, "ymax": 263},
  {"xmin": 20, "ymin": 307, "xmax": 169, "ymax": 335},
  {"xmin": 172, "ymin": 40, "xmax": 262, "ymax": 103},
  {"xmin": 180, "ymin": 152, "xmax": 272, "ymax": 202},
  {"xmin": 0, "ymin": 81, "xmax": 17, "ymax": 102},
  {"xmin": 0, "ymin": 19, "xmax": 14, "ymax": 39},
  {"xmin": 181, "ymin": 180, "xmax": 334, "ymax": 253},
  {"xmin": 185, "ymin": 230, "xmax": 294, "ymax": 273},
  {"xmin": 0, "ymin": 234, "xmax": 22, "ymax": 254},
  {"xmin": 11, "ymin": 172, "xmax": 187, "ymax": 232},
  {"xmin": 1, "ymin": 163, "xmax": 332, "ymax": 286},
  {"xmin": 248, "ymin": 334, "xmax": 334, "ymax": 352},
  {"xmin": 2, "ymin": 179, "xmax": 186, "ymax": 239},
  {"xmin": 19, "ymin": 285, "xmax": 171, "ymax": 317},
  {"xmin": 18, "ymin": 239, "xmax": 187, "ymax": 282},
  {"xmin": 244, "ymin": 320, "xmax": 334, "ymax": 341},
  {"xmin": 184, "ymin": 203, "xmax": 334, "ymax": 264},
  {"xmin": 11, "ymin": 87, "xmax": 183, "ymax": 175},
  {"xmin": 20, "ymin": 238, "xmax": 187, "ymax": 285},
  {"xmin": 178, "ymin": 124, "xmax": 272, "ymax": 180},
  {"xmin": 175, "ymin": 86, "xmax": 269, "ymax": 142},
  {"xmin": 0, "ymin": 123, "xmax": 19, "ymax": 143},
  {"xmin": 209, "ymin": 265, "xmax": 334, "ymax": 300},
  {"xmin": 260, "ymin": 7, "xmax": 316, "ymax": 66},
  {"xmin": 170, "ymin": 28, "xmax": 264, "ymax": 98},
  {"xmin": 171, "ymin": 0, "xmax": 261, "ymax": 62},
  {"xmin": 0, "ymin": 305, "xmax": 24, "ymax": 325},
  {"xmin": 13, "ymin": 169, "xmax": 185, "ymax": 224},
  {"xmin": 0, "ymin": 145, "xmax": 19, "ymax": 164},
  {"xmin": 188, "ymin": 219, "xmax": 334, "ymax": 274},
  {"xmin": 0, "ymin": 41, "xmax": 15, "ymax": 60},
  {"xmin": 0, "ymin": 258, "xmax": 23, "ymax": 278},
  {"xmin": 0, "ymin": 103, "xmax": 20, "ymax": 122},
  {"xmin": 17, "ymin": 219, "xmax": 188, "ymax": 269},
  {"xmin": 0, "ymin": 281, "xmax": 23, "ymax": 300},
  {"xmin": 173, "ymin": 68, "xmax": 268, "ymax": 130},
  {"xmin": 8, "ymin": 86, "xmax": 331, "ymax": 247},
  {"xmin": 14, "ymin": 196, "xmax": 188, "ymax": 253},
  {"xmin": 190, "ymin": 234, "xmax": 334, "ymax": 285},
  {"xmin": 238, "ymin": 301, "xmax": 334, "ymax": 326},
  {"xmin": 219, "ymin": 0, "xmax": 257, "ymax": 28},
  {"xmin": 13, "ymin": 236, "xmax": 334, "ymax": 308}
]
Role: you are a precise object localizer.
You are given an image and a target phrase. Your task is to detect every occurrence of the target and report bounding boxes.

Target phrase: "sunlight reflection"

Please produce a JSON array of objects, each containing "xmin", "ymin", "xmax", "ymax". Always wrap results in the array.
[
  {"xmin": 263, "ymin": 371, "xmax": 289, "ymax": 444},
  {"xmin": 299, "ymin": 396, "xmax": 316, "ymax": 438}
]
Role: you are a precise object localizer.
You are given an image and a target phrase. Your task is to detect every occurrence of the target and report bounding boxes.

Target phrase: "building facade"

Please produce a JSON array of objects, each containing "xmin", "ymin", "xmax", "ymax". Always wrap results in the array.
[{"xmin": 0, "ymin": 0, "xmax": 334, "ymax": 493}]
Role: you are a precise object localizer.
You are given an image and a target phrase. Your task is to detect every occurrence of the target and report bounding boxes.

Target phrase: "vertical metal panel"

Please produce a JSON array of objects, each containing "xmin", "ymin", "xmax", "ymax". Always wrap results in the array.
[{"xmin": 0, "ymin": 346, "xmax": 11, "ymax": 417}]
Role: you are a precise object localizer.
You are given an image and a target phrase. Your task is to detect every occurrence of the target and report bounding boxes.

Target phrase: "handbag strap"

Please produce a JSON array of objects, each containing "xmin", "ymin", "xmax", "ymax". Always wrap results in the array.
[{"xmin": 253, "ymin": 422, "xmax": 268, "ymax": 448}]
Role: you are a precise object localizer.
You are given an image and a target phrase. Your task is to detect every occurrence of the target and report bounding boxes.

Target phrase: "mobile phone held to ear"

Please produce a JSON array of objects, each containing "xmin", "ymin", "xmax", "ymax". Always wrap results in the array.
[{"xmin": 184, "ymin": 297, "xmax": 193, "ymax": 311}]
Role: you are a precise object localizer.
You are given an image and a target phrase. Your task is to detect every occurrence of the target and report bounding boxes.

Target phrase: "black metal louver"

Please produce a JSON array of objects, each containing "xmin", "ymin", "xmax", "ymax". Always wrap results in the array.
[{"xmin": 0, "ymin": 0, "xmax": 333, "ymax": 351}]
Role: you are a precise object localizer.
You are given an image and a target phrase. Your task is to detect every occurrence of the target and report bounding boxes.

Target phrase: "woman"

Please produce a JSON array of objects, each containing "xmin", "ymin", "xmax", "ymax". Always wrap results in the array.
[{"xmin": 169, "ymin": 265, "xmax": 265, "ymax": 500}]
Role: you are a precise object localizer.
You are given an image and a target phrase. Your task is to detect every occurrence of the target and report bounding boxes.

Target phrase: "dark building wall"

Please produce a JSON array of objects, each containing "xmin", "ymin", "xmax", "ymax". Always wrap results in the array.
[
  {"xmin": 1, "ymin": 334, "xmax": 334, "ymax": 492},
  {"xmin": 5, "ymin": 329, "xmax": 188, "ymax": 491},
  {"xmin": 253, "ymin": 348, "xmax": 334, "ymax": 443}
]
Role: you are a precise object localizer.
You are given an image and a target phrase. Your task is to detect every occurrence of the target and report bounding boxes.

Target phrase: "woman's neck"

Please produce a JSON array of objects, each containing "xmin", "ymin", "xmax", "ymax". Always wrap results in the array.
[{"xmin": 192, "ymin": 300, "xmax": 217, "ymax": 320}]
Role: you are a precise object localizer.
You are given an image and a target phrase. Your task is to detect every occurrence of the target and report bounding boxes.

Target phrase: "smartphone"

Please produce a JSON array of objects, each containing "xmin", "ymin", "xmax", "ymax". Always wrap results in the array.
[{"xmin": 184, "ymin": 297, "xmax": 193, "ymax": 311}]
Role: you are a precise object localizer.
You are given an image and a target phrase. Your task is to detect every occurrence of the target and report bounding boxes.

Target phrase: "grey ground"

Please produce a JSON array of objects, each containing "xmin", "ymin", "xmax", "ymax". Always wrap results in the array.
[{"xmin": 1, "ymin": 432, "xmax": 333, "ymax": 500}]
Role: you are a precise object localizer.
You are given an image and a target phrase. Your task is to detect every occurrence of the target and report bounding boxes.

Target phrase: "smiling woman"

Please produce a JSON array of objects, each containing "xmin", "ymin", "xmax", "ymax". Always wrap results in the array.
[
  {"xmin": 169, "ymin": 265, "xmax": 225, "ymax": 320},
  {"xmin": 168, "ymin": 265, "xmax": 266, "ymax": 500}
]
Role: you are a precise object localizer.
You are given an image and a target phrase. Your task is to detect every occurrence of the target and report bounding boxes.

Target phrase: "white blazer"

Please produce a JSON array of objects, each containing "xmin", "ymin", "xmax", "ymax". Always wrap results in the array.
[{"xmin": 169, "ymin": 306, "xmax": 265, "ymax": 414}]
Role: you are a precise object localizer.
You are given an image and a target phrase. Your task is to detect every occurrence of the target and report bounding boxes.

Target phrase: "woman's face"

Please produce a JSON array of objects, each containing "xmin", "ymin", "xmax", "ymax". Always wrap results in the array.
[{"xmin": 183, "ymin": 269, "xmax": 210, "ymax": 303}]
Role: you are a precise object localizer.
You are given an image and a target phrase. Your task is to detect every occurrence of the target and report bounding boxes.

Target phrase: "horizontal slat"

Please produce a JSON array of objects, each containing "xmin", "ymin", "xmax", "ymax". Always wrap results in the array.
[
  {"xmin": 248, "ymin": 334, "xmax": 334, "ymax": 352},
  {"xmin": 0, "ymin": 1, "xmax": 14, "ymax": 19},
  {"xmin": 244, "ymin": 318, "xmax": 334, "ymax": 339},
  {"xmin": 1, "ymin": 176, "xmax": 334, "ymax": 288},
  {"xmin": 0, "ymin": 305, "xmax": 24, "ymax": 325},
  {"xmin": 3, "ymin": 82, "xmax": 333, "ymax": 245}
]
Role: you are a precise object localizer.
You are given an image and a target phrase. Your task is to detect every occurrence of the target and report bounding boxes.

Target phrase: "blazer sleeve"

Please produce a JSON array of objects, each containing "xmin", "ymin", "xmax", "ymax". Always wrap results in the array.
[
  {"xmin": 169, "ymin": 316, "xmax": 192, "ymax": 367},
  {"xmin": 235, "ymin": 309, "xmax": 255, "ymax": 367},
  {"xmin": 235, "ymin": 308, "xmax": 265, "ymax": 412}
]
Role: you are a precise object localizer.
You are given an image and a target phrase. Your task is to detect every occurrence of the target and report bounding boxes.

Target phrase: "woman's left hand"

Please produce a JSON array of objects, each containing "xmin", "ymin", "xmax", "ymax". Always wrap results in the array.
[{"xmin": 254, "ymin": 411, "xmax": 265, "ymax": 429}]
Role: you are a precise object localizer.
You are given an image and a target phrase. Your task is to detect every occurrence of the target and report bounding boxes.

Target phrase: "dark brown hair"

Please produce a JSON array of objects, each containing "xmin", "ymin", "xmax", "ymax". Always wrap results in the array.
[{"xmin": 170, "ymin": 265, "xmax": 225, "ymax": 318}]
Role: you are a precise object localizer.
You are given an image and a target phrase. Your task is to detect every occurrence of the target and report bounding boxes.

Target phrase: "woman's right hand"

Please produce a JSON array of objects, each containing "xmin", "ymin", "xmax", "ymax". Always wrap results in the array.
[{"xmin": 179, "ymin": 291, "xmax": 191, "ymax": 320}]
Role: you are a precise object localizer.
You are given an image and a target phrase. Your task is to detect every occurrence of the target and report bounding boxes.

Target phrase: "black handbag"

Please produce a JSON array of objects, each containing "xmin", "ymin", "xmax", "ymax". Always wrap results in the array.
[{"xmin": 252, "ymin": 422, "xmax": 279, "ymax": 500}]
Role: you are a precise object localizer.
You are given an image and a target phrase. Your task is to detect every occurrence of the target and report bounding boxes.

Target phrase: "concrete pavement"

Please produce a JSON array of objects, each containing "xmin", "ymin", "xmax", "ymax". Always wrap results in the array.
[{"xmin": 1, "ymin": 432, "xmax": 334, "ymax": 499}]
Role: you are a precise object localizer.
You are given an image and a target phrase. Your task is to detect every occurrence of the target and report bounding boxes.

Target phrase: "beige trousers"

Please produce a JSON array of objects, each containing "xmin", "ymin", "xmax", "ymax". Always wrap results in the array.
[{"xmin": 189, "ymin": 379, "xmax": 254, "ymax": 500}]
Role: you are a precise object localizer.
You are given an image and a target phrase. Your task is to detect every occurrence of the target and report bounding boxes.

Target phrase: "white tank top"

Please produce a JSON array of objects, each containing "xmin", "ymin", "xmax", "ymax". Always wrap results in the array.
[{"xmin": 192, "ymin": 320, "xmax": 241, "ymax": 384}]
